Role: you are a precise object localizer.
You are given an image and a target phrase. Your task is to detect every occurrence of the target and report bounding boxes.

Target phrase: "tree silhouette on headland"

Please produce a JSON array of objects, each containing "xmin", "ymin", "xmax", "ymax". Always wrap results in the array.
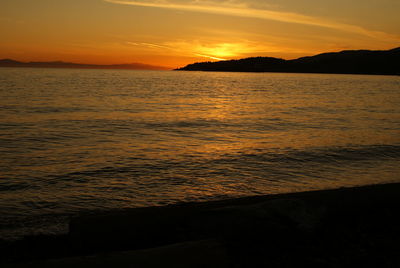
[{"xmin": 177, "ymin": 47, "xmax": 400, "ymax": 75}]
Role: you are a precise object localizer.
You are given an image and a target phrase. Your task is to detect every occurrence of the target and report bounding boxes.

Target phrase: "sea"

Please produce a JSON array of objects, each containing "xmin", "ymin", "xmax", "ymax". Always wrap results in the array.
[{"xmin": 0, "ymin": 67, "xmax": 399, "ymax": 240}]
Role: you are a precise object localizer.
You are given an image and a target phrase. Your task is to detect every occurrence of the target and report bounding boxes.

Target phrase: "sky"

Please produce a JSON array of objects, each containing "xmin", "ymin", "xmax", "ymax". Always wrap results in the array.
[{"xmin": 1, "ymin": 0, "xmax": 399, "ymax": 68}]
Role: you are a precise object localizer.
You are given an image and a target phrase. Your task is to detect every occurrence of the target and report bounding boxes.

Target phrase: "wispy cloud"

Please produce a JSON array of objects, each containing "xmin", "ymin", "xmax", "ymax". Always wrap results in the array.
[
  {"xmin": 194, "ymin": 53, "xmax": 226, "ymax": 61},
  {"xmin": 125, "ymin": 40, "xmax": 230, "ymax": 60},
  {"xmin": 126, "ymin": 41, "xmax": 172, "ymax": 50},
  {"xmin": 104, "ymin": 0, "xmax": 400, "ymax": 41}
]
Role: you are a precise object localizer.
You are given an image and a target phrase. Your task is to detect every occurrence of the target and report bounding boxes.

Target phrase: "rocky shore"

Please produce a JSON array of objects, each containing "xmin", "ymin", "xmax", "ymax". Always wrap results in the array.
[{"xmin": 2, "ymin": 183, "xmax": 400, "ymax": 267}]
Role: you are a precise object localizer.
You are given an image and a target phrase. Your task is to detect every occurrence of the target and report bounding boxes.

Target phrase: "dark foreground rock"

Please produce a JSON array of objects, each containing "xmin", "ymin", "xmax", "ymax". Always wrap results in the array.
[{"xmin": 2, "ymin": 183, "xmax": 400, "ymax": 267}]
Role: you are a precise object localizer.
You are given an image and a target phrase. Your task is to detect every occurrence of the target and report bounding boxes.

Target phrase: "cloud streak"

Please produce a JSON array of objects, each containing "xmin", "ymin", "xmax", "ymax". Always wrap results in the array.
[
  {"xmin": 125, "ymin": 40, "xmax": 229, "ymax": 60},
  {"xmin": 104, "ymin": 0, "xmax": 400, "ymax": 41}
]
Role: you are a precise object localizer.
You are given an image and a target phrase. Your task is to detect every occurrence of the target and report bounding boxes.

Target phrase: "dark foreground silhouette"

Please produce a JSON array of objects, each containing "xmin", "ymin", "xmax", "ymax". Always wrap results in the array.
[
  {"xmin": 0, "ymin": 59, "xmax": 169, "ymax": 71},
  {"xmin": 2, "ymin": 183, "xmax": 400, "ymax": 267},
  {"xmin": 177, "ymin": 47, "xmax": 400, "ymax": 75}
]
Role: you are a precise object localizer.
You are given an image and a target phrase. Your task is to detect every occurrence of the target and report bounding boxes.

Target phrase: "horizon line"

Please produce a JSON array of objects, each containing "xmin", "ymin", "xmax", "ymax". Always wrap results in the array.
[{"xmin": 1, "ymin": 46, "xmax": 398, "ymax": 71}]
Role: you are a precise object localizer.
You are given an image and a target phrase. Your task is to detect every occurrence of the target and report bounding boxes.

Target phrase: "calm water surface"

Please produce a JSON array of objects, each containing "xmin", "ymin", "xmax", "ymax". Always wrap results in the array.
[{"xmin": 0, "ymin": 68, "xmax": 399, "ymax": 239}]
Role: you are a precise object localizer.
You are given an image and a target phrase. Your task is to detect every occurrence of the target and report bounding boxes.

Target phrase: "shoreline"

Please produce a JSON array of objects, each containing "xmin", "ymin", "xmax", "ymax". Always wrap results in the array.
[{"xmin": 2, "ymin": 182, "xmax": 400, "ymax": 267}]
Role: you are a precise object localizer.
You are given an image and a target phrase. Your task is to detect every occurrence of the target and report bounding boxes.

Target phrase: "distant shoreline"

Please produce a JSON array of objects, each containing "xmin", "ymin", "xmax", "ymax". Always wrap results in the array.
[
  {"xmin": 2, "ymin": 66, "xmax": 399, "ymax": 77},
  {"xmin": 0, "ymin": 59, "xmax": 171, "ymax": 71}
]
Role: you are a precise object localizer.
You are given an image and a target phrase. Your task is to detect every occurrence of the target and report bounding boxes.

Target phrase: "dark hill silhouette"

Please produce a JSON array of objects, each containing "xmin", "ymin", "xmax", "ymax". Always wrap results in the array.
[
  {"xmin": 177, "ymin": 47, "xmax": 400, "ymax": 75},
  {"xmin": 0, "ymin": 59, "xmax": 170, "ymax": 71}
]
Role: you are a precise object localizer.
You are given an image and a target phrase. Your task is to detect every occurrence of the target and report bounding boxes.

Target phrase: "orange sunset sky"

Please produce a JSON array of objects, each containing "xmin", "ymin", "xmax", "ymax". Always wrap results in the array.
[{"xmin": 1, "ymin": 0, "xmax": 399, "ymax": 69}]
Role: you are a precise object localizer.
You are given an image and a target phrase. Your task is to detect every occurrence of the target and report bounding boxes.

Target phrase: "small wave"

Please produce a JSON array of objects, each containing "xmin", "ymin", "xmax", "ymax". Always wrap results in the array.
[
  {"xmin": 26, "ymin": 144, "xmax": 400, "ymax": 190},
  {"xmin": 227, "ymin": 144, "xmax": 400, "ymax": 165},
  {"xmin": 26, "ymin": 106, "xmax": 93, "ymax": 114}
]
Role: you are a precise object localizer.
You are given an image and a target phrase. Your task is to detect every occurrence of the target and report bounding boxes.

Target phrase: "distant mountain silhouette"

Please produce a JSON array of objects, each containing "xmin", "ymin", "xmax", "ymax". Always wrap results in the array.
[
  {"xmin": 177, "ymin": 47, "xmax": 400, "ymax": 75},
  {"xmin": 0, "ymin": 59, "xmax": 170, "ymax": 71}
]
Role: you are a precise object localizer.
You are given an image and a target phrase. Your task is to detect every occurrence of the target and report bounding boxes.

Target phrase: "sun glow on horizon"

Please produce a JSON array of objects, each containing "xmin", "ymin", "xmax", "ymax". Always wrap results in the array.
[{"xmin": 124, "ymin": 40, "xmax": 268, "ymax": 64}]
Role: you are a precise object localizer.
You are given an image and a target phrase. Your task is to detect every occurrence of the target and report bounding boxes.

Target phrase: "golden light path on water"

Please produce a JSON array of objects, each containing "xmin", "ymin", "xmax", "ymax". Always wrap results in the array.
[{"xmin": 0, "ymin": 68, "xmax": 399, "ymax": 239}]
